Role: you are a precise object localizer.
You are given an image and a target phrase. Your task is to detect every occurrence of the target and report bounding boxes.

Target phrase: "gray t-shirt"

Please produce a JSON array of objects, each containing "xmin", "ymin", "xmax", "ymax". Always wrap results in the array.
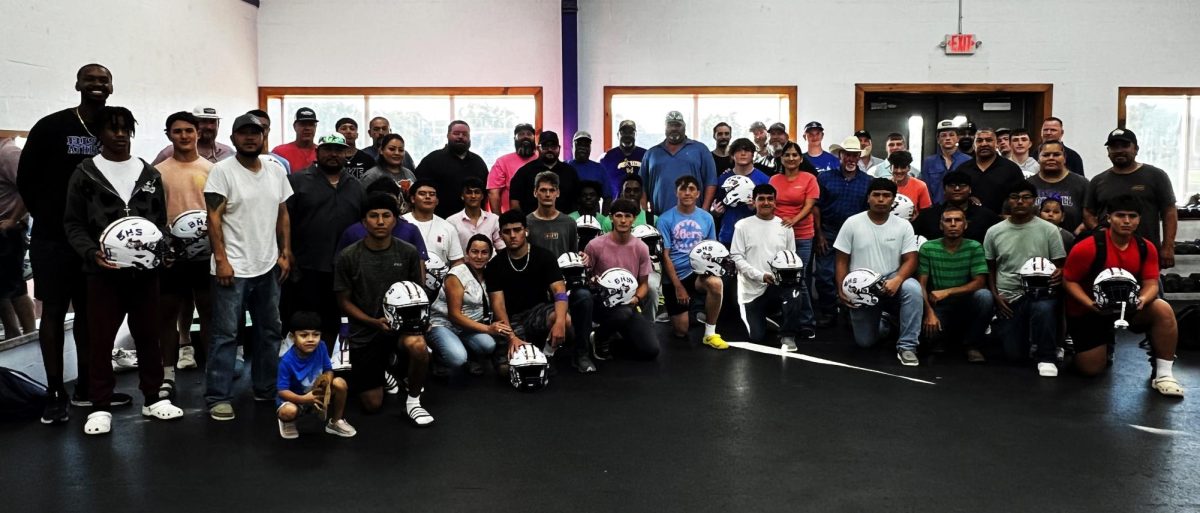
[
  {"xmin": 1028, "ymin": 171, "xmax": 1089, "ymax": 232},
  {"xmin": 360, "ymin": 165, "xmax": 415, "ymax": 189},
  {"xmin": 526, "ymin": 212, "xmax": 578, "ymax": 258},
  {"xmin": 1084, "ymin": 164, "xmax": 1176, "ymax": 245},
  {"xmin": 983, "ymin": 217, "xmax": 1067, "ymax": 300},
  {"xmin": 333, "ymin": 237, "xmax": 422, "ymax": 347}
]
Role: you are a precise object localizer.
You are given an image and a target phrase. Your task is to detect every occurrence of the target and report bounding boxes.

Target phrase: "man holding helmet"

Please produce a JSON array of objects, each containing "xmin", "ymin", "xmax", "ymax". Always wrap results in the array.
[
  {"xmin": 583, "ymin": 198, "xmax": 660, "ymax": 361},
  {"xmin": 731, "ymin": 183, "xmax": 808, "ymax": 350}
]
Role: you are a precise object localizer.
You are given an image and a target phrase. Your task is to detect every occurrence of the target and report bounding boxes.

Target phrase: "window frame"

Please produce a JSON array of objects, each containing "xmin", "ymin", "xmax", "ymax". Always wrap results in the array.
[
  {"xmin": 1118, "ymin": 86, "xmax": 1200, "ymax": 200},
  {"xmin": 602, "ymin": 86, "xmax": 798, "ymax": 150}
]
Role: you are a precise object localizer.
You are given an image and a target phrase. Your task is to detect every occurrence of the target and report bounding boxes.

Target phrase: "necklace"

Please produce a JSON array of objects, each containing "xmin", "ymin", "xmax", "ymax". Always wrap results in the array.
[
  {"xmin": 73, "ymin": 108, "xmax": 96, "ymax": 138},
  {"xmin": 507, "ymin": 251, "xmax": 530, "ymax": 272}
]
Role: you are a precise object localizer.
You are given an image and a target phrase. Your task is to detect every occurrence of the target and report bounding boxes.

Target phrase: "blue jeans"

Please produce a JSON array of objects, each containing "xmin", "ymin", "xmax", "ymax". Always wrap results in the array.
[
  {"xmin": 741, "ymin": 284, "xmax": 804, "ymax": 342},
  {"xmin": 991, "ymin": 295, "xmax": 1058, "ymax": 363},
  {"xmin": 794, "ymin": 238, "xmax": 815, "ymax": 329},
  {"xmin": 426, "ymin": 325, "xmax": 496, "ymax": 370},
  {"xmin": 570, "ymin": 288, "xmax": 594, "ymax": 358},
  {"xmin": 205, "ymin": 268, "xmax": 282, "ymax": 407},
  {"xmin": 930, "ymin": 288, "xmax": 994, "ymax": 347},
  {"xmin": 813, "ymin": 227, "xmax": 839, "ymax": 317},
  {"xmin": 847, "ymin": 274, "xmax": 922, "ymax": 352}
]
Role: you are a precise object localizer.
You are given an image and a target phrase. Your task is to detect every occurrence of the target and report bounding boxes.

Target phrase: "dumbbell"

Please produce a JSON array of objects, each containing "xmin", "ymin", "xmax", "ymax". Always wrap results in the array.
[
  {"xmin": 1177, "ymin": 241, "xmax": 1200, "ymax": 255},
  {"xmin": 1190, "ymin": 274, "xmax": 1200, "ymax": 292},
  {"xmin": 1163, "ymin": 273, "xmax": 1183, "ymax": 293}
]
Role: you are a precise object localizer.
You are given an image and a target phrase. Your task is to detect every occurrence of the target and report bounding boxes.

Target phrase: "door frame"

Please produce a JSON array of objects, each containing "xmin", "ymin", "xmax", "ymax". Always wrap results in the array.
[{"xmin": 854, "ymin": 83, "xmax": 1054, "ymax": 132}]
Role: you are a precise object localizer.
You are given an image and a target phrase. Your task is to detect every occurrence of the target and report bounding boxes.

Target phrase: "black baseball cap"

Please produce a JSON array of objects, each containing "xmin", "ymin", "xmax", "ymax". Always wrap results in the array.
[
  {"xmin": 853, "ymin": 130, "xmax": 871, "ymax": 139},
  {"xmin": 295, "ymin": 107, "xmax": 318, "ymax": 123},
  {"xmin": 1105, "ymin": 128, "xmax": 1138, "ymax": 146},
  {"xmin": 231, "ymin": 114, "xmax": 265, "ymax": 133},
  {"xmin": 539, "ymin": 131, "xmax": 560, "ymax": 147},
  {"xmin": 768, "ymin": 122, "xmax": 787, "ymax": 134},
  {"xmin": 335, "ymin": 117, "xmax": 357, "ymax": 129},
  {"xmin": 804, "ymin": 121, "xmax": 824, "ymax": 132},
  {"xmin": 995, "ymin": 127, "xmax": 1011, "ymax": 136},
  {"xmin": 942, "ymin": 170, "xmax": 972, "ymax": 187},
  {"xmin": 514, "ymin": 123, "xmax": 535, "ymax": 135}
]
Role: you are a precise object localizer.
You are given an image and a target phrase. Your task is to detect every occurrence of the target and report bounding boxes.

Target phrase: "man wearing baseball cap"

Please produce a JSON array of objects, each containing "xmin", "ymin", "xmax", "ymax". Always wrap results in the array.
[
  {"xmin": 749, "ymin": 121, "xmax": 770, "ymax": 159},
  {"xmin": 151, "ymin": 106, "xmax": 234, "ymax": 165},
  {"xmin": 641, "ymin": 111, "xmax": 718, "ymax": 212},
  {"xmin": 273, "ymin": 107, "xmax": 320, "ymax": 173},
  {"xmin": 913, "ymin": 170, "xmax": 1001, "ymax": 244},
  {"xmin": 566, "ymin": 130, "xmax": 611, "ymax": 203},
  {"xmin": 334, "ymin": 118, "xmax": 375, "ymax": 181},
  {"xmin": 754, "ymin": 122, "xmax": 790, "ymax": 175},
  {"xmin": 600, "ymin": 119, "xmax": 647, "ymax": 200},
  {"xmin": 802, "ymin": 121, "xmax": 840, "ymax": 174},
  {"xmin": 921, "ymin": 119, "xmax": 971, "ymax": 205},
  {"xmin": 487, "ymin": 123, "xmax": 539, "ymax": 213},
  {"xmin": 852, "ymin": 130, "xmax": 885, "ymax": 173},
  {"xmin": 509, "ymin": 131, "xmax": 581, "ymax": 214},
  {"xmin": 1084, "ymin": 128, "xmax": 1178, "ymax": 267}
]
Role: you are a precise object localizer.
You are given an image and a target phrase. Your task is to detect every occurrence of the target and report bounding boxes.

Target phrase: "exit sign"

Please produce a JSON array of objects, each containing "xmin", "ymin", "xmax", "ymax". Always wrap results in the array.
[{"xmin": 943, "ymin": 33, "xmax": 979, "ymax": 55}]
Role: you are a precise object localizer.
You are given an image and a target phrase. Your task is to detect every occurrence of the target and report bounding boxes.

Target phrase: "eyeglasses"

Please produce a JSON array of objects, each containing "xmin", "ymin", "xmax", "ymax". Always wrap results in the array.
[{"xmin": 1008, "ymin": 194, "xmax": 1037, "ymax": 202}]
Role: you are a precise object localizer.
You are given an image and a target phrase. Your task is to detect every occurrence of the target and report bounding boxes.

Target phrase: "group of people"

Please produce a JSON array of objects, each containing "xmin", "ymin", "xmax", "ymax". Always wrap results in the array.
[{"xmin": 6, "ymin": 64, "xmax": 1185, "ymax": 439}]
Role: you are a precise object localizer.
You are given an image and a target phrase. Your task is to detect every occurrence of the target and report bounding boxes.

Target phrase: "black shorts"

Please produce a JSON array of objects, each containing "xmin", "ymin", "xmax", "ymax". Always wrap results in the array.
[
  {"xmin": 0, "ymin": 230, "xmax": 27, "ymax": 299},
  {"xmin": 28, "ymin": 238, "xmax": 83, "ymax": 303},
  {"xmin": 1066, "ymin": 302, "xmax": 1153, "ymax": 353},
  {"xmin": 349, "ymin": 332, "xmax": 399, "ymax": 392},
  {"xmin": 159, "ymin": 260, "xmax": 211, "ymax": 296},
  {"xmin": 661, "ymin": 273, "xmax": 700, "ymax": 316},
  {"xmin": 509, "ymin": 302, "xmax": 557, "ymax": 344}
]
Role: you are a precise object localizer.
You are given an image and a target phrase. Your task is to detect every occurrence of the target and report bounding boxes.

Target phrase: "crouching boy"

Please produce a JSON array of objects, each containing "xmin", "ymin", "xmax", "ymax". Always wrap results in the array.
[{"xmin": 277, "ymin": 311, "xmax": 356, "ymax": 439}]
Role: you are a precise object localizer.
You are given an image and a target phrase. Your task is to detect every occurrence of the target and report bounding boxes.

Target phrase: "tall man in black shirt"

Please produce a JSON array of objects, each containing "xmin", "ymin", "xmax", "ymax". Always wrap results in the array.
[
  {"xmin": 958, "ymin": 129, "xmax": 1025, "ymax": 213},
  {"xmin": 509, "ymin": 131, "xmax": 580, "ymax": 214},
  {"xmin": 17, "ymin": 63, "xmax": 130, "ymax": 423},
  {"xmin": 415, "ymin": 120, "xmax": 488, "ymax": 218}
]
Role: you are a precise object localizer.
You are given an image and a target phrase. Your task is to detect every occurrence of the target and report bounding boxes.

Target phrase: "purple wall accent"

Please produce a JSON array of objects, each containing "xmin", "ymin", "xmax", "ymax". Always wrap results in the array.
[{"xmin": 561, "ymin": 0, "xmax": 579, "ymax": 156}]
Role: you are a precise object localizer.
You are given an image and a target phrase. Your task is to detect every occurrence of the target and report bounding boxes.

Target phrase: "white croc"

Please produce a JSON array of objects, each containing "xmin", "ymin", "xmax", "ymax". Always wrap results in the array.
[
  {"xmin": 84, "ymin": 411, "xmax": 112, "ymax": 435},
  {"xmin": 142, "ymin": 399, "xmax": 184, "ymax": 420},
  {"xmin": 1152, "ymin": 376, "xmax": 1185, "ymax": 398}
]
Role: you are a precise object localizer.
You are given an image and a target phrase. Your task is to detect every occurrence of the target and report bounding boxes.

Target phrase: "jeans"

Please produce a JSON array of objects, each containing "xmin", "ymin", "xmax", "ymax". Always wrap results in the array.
[
  {"xmin": 741, "ymin": 284, "xmax": 805, "ymax": 342},
  {"xmin": 794, "ymin": 238, "xmax": 815, "ymax": 329},
  {"xmin": 205, "ymin": 268, "xmax": 283, "ymax": 407},
  {"xmin": 991, "ymin": 295, "xmax": 1058, "ymax": 363},
  {"xmin": 569, "ymin": 288, "xmax": 594, "ymax": 358},
  {"xmin": 641, "ymin": 268, "xmax": 661, "ymax": 323},
  {"xmin": 594, "ymin": 304, "xmax": 660, "ymax": 360},
  {"xmin": 426, "ymin": 325, "xmax": 497, "ymax": 370},
  {"xmin": 930, "ymin": 288, "xmax": 994, "ymax": 347},
  {"xmin": 847, "ymin": 274, "xmax": 922, "ymax": 352},
  {"xmin": 813, "ymin": 227, "xmax": 839, "ymax": 317}
]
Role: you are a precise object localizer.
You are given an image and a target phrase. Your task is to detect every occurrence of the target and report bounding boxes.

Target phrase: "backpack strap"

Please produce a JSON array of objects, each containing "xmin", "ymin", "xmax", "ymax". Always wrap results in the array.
[{"xmin": 1088, "ymin": 230, "xmax": 1108, "ymax": 279}]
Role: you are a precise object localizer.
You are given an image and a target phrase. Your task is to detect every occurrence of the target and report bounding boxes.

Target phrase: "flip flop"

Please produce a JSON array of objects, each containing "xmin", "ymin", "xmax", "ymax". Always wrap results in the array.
[
  {"xmin": 1151, "ymin": 376, "xmax": 1185, "ymax": 397},
  {"xmin": 84, "ymin": 411, "xmax": 112, "ymax": 435},
  {"xmin": 407, "ymin": 404, "xmax": 435, "ymax": 427},
  {"xmin": 142, "ymin": 399, "xmax": 184, "ymax": 420}
]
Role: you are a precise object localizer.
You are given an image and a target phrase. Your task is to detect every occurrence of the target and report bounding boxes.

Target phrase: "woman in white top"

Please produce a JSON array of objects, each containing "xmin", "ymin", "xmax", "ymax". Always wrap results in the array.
[{"xmin": 427, "ymin": 234, "xmax": 509, "ymax": 379}]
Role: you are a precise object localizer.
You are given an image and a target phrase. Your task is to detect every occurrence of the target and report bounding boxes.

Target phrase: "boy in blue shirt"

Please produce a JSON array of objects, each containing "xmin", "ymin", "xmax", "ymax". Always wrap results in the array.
[
  {"xmin": 657, "ymin": 175, "xmax": 726, "ymax": 349},
  {"xmin": 277, "ymin": 311, "xmax": 355, "ymax": 439}
]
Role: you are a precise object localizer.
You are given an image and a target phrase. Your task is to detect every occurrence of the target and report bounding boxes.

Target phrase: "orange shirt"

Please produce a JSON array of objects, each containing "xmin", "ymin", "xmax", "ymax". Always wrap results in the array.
[
  {"xmin": 896, "ymin": 177, "xmax": 932, "ymax": 212},
  {"xmin": 769, "ymin": 171, "xmax": 820, "ymax": 239}
]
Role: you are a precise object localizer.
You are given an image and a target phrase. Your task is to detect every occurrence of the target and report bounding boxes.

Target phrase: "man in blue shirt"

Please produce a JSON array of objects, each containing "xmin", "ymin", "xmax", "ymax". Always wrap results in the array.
[
  {"xmin": 640, "ymin": 111, "xmax": 718, "ymax": 215},
  {"xmin": 714, "ymin": 138, "xmax": 770, "ymax": 245},
  {"xmin": 566, "ymin": 130, "xmax": 611, "ymax": 205},
  {"xmin": 813, "ymin": 135, "xmax": 872, "ymax": 326},
  {"xmin": 803, "ymin": 121, "xmax": 841, "ymax": 174},
  {"xmin": 922, "ymin": 120, "xmax": 971, "ymax": 204},
  {"xmin": 600, "ymin": 120, "xmax": 646, "ymax": 200}
]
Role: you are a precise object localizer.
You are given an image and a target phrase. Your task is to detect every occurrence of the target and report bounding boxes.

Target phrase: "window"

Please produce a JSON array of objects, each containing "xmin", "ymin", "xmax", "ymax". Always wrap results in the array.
[
  {"xmin": 603, "ymin": 87, "xmax": 797, "ymax": 150},
  {"xmin": 1119, "ymin": 87, "xmax": 1200, "ymax": 201},
  {"xmin": 259, "ymin": 87, "xmax": 541, "ymax": 168}
]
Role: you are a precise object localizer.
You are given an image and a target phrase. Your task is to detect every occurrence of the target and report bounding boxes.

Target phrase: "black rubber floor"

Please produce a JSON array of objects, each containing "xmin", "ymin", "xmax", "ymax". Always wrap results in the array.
[{"xmin": 4, "ymin": 319, "xmax": 1199, "ymax": 512}]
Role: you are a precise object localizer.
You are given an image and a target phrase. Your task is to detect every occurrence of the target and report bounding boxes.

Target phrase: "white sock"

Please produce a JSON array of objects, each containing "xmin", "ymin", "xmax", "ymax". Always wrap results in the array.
[
  {"xmin": 406, "ymin": 395, "xmax": 421, "ymax": 409},
  {"xmin": 163, "ymin": 366, "xmax": 175, "ymax": 381},
  {"xmin": 704, "ymin": 323, "xmax": 716, "ymax": 337},
  {"xmin": 1155, "ymin": 358, "xmax": 1174, "ymax": 379}
]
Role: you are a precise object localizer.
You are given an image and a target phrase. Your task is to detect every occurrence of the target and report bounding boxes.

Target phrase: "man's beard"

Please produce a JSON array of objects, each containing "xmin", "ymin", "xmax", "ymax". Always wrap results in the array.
[
  {"xmin": 619, "ymin": 135, "xmax": 635, "ymax": 149},
  {"xmin": 716, "ymin": 139, "xmax": 729, "ymax": 149},
  {"xmin": 448, "ymin": 141, "xmax": 470, "ymax": 154},
  {"xmin": 769, "ymin": 142, "xmax": 783, "ymax": 154},
  {"xmin": 236, "ymin": 146, "xmax": 262, "ymax": 159},
  {"xmin": 515, "ymin": 139, "xmax": 535, "ymax": 158},
  {"xmin": 541, "ymin": 153, "xmax": 557, "ymax": 165},
  {"xmin": 666, "ymin": 132, "xmax": 685, "ymax": 144}
]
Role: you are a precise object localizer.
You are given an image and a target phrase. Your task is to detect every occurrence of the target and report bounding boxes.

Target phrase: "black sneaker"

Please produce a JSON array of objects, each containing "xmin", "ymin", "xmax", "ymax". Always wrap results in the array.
[
  {"xmin": 799, "ymin": 327, "xmax": 817, "ymax": 340},
  {"xmin": 71, "ymin": 392, "xmax": 132, "ymax": 407},
  {"xmin": 592, "ymin": 336, "xmax": 612, "ymax": 361},
  {"xmin": 40, "ymin": 389, "xmax": 70, "ymax": 425}
]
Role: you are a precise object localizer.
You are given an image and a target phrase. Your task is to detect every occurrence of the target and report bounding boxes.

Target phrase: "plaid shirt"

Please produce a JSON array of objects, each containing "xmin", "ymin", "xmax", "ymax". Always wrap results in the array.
[{"xmin": 816, "ymin": 168, "xmax": 871, "ymax": 233}]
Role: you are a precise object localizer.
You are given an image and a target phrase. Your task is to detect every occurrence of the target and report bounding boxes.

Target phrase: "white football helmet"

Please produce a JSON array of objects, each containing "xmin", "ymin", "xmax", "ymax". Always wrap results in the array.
[
  {"xmin": 632, "ymin": 224, "xmax": 663, "ymax": 263},
  {"xmin": 892, "ymin": 194, "xmax": 916, "ymax": 221},
  {"xmin": 1018, "ymin": 257, "xmax": 1057, "ymax": 300},
  {"xmin": 423, "ymin": 254, "xmax": 448, "ymax": 292},
  {"xmin": 596, "ymin": 268, "xmax": 638, "ymax": 308},
  {"xmin": 508, "ymin": 343, "xmax": 549, "ymax": 391},
  {"xmin": 576, "ymin": 214, "xmax": 603, "ymax": 248},
  {"xmin": 382, "ymin": 281, "xmax": 430, "ymax": 333},
  {"xmin": 1093, "ymin": 267, "xmax": 1140, "ymax": 310},
  {"xmin": 169, "ymin": 210, "xmax": 210, "ymax": 261},
  {"xmin": 842, "ymin": 268, "xmax": 885, "ymax": 307},
  {"xmin": 721, "ymin": 174, "xmax": 756, "ymax": 207},
  {"xmin": 689, "ymin": 240, "xmax": 734, "ymax": 277},
  {"xmin": 770, "ymin": 250, "xmax": 805, "ymax": 287},
  {"xmin": 99, "ymin": 216, "xmax": 164, "ymax": 269},
  {"xmin": 557, "ymin": 252, "xmax": 590, "ymax": 291}
]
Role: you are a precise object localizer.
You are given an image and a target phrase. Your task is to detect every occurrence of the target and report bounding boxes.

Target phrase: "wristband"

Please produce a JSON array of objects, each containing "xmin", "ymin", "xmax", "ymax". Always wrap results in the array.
[{"xmin": 554, "ymin": 292, "xmax": 569, "ymax": 302}]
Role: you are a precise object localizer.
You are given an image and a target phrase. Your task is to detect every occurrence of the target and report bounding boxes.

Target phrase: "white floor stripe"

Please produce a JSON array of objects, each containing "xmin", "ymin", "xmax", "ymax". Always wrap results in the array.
[
  {"xmin": 726, "ymin": 341, "xmax": 937, "ymax": 385},
  {"xmin": 1129, "ymin": 424, "xmax": 1190, "ymax": 436}
]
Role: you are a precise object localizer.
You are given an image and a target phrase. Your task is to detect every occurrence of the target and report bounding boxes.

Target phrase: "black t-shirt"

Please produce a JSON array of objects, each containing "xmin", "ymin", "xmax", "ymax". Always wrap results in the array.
[
  {"xmin": 16, "ymin": 108, "xmax": 101, "ymax": 242},
  {"xmin": 959, "ymin": 157, "xmax": 1026, "ymax": 213},
  {"xmin": 414, "ymin": 147, "xmax": 489, "ymax": 218},
  {"xmin": 509, "ymin": 160, "xmax": 580, "ymax": 215},
  {"xmin": 1063, "ymin": 145, "xmax": 1085, "ymax": 176},
  {"xmin": 713, "ymin": 152, "xmax": 733, "ymax": 175},
  {"xmin": 345, "ymin": 150, "xmax": 375, "ymax": 181},
  {"xmin": 485, "ymin": 245, "xmax": 563, "ymax": 316},
  {"xmin": 915, "ymin": 202, "xmax": 1001, "ymax": 244}
]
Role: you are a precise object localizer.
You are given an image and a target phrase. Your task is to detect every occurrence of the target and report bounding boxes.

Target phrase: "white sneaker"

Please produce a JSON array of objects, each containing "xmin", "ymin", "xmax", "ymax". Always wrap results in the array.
[
  {"xmin": 177, "ymin": 346, "xmax": 197, "ymax": 369},
  {"xmin": 781, "ymin": 337, "xmax": 798, "ymax": 352},
  {"xmin": 1038, "ymin": 362, "xmax": 1058, "ymax": 377},
  {"xmin": 112, "ymin": 348, "xmax": 138, "ymax": 371}
]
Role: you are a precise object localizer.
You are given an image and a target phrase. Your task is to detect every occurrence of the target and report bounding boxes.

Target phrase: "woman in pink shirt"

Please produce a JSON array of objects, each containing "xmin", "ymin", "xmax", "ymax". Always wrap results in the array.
[{"xmin": 768, "ymin": 141, "xmax": 820, "ymax": 336}]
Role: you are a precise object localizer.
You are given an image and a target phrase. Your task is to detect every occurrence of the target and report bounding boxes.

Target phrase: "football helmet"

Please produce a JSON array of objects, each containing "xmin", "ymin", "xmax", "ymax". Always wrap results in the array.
[
  {"xmin": 632, "ymin": 224, "xmax": 664, "ymax": 263},
  {"xmin": 423, "ymin": 254, "xmax": 448, "ymax": 292},
  {"xmin": 842, "ymin": 268, "xmax": 885, "ymax": 307},
  {"xmin": 1093, "ymin": 267, "xmax": 1140, "ymax": 310},
  {"xmin": 169, "ymin": 210, "xmax": 210, "ymax": 261},
  {"xmin": 689, "ymin": 240, "xmax": 734, "ymax": 277},
  {"xmin": 721, "ymin": 174, "xmax": 756, "ymax": 207},
  {"xmin": 770, "ymin": 250, "xmax": 805, "ymax": 287},
  {"xmin": 382, "ymin": 281, "xmax": 430, "ymax": 333},
  {"xmin": 557, "ymin": 252, "xmax": 590, "ymax": 291},
  {"xmin": 576, "ymin": 214, "xmax": 603, "ymax": 249},
  {"xmin": 892, "ymin": 193, "xmax": 915, "ymax": 221},
  {"xmin": 99, "ymin": 216, "xmax": 164, "ymax": 269},
  {"xmin": 1018, "ymin": 257, "xmax": 1057, "ymax": 300},
  {"xmin": 508, "ymin": 343, "xmax": 549, "ymax": 391},
  {"xmin": 595, "ymin": 268, "xmax": 638, "ymax": 308}
]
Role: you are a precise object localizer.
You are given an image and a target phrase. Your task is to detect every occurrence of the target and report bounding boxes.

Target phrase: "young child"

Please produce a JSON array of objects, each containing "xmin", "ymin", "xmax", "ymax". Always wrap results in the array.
[
  {"xmin": 277, "ymin": 311, "xmax": 355, "ymax": 439},
  {"xmin": 1039, "ymin": 195, "xmax": 1076, "ymax": 252}
]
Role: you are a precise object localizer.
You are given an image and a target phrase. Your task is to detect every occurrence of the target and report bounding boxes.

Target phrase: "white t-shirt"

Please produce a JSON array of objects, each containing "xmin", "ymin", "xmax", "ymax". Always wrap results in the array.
[
  {"xmin": 833, "ymin": 212, "xmax": 918, "ymax": 276},
  {"xmin": 204, "ymin": 156, "xmax": 293, "ymax": 277},
  {"xmin": 430, "ymin": 263, "xmax": 487, "ymax": 330},
  {"xmin": 93, "ymin": 155, "xmax": 144, "ymax": 205},
  {"xmin": 730, "ymin": 214, "xmax": 795, "ymax": 304},
  {"xmin": 403, "ymin": 213, "xmax": 464, "ymax": 263}
]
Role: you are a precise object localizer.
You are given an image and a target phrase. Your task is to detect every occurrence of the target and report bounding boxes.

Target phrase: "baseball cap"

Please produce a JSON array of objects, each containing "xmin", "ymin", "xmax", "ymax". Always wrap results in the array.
[
  {"xmin": 995, "ymin": 127, "xmax": 1012, "ymax": 136},
  {"xmin": 573, "ymin": 130, "xmax": 592, "ymax": 142},
  {"xmin": 853, "ymin": 129, "xmax": 872, "ymax": 140},
  {"xmin": 316, "ymin": 133, "xmax": 349, "ymax": 148},
  {"xmin": 191, "ymin": 106, "xmax": 220, "ymax": 120},
  {"xmin": 1105, "ymin": 128, "xmax": 1138, "ymax": 146},
  {"xmin": 231, "ymin": 114, "xmax": 264, "ymax": 133},
  {"xmin": 514, "ymin": 123, "xmax": 535, "ymax": 135},
  {"xmin": 828, "ymin": 136, "xmax": 863, "ymax": 155},
  {"xmin": 935, "ymin": 119, "xmax": 957, "ymax": 133},
  {"xmin": 619, "ymin": 120, "xmax": 637, "ymax": 131},
  {"xmin": 804, "ymin": 121, "xmax": 824, "ymax": 132},
  {"xmin": 539, "ymin": 131, "xmax": 560, "ymax": 146},
  {"xmin": 335, "ymin": 117, "xmax": 357, "ymax": 129},
  {"xmin": 943, "ymin": 170, "xmax": 972, "ymax": 187},
  {"xmin": 665, "ymin": 111, "xmax": 685, "ymax": 124},
  {"xmin": 768, "ymin": 122, "xmax": 787, "ymax": 134},
  {"xmin": 749, "ymin": 121, "xmax": 767, "ymax": 132},
  {"xmin": 294, "ymin": 107, "xmax": 318, "ymax": 123}
]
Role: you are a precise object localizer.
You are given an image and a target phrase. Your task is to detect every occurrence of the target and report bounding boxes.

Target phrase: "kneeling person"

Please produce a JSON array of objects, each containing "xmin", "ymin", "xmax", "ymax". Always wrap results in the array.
[
  {"xmin": 731, "ymin": 184, "xmax": 809, "ymax": 350},
  {"xmin": 427, "ymin": 234, "xmax": 505, "ymax": 381},
  {"xmin": 277, "ymin": 311, "xmax": 355, "ymax": 438},
  {"xmin": 657, "ymin": 175, "xmax": 727, "ymax": 348},
  {"xmin": 583, "ymin": 198, "xmax": 660, "ymax": 360},
  {"xmin": 917, "ymin": 206, "xmax": 993, "ymax": 361}
]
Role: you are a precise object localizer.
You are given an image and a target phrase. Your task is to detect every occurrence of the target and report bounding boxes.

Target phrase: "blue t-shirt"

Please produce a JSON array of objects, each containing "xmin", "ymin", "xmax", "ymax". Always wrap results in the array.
[
  {"xmin": 337, "ymin": 218, "xmax": 428, "ymax": 260},
  {"xmin": 921, "ymin": 151, "xmax": 971, "ymax": 204},
  {"xmin": 599, "ymin": 146, "xmax": 647, "ymax": 199},
  {"xmin": 807, "ymin": 151, "xmax": 841, "ymax": 174},
  {"xmin": 640, "ymin": 139, "xmax": 718, "ymax": 214},
  {"xmin": 656, "ymin": 206, "xmax": 716, "ymax": 279},
  {"xmin": 567, "ymin": 159, "xmax": 612, "ymax": 201},
  {"xmin": 816, "ymin": 169, "xmax": 872, "ymax": 233},
  {"xmin": 276, "ymin": 341, "xmax": 333, "ymax": 407},
  {"xmin": 715, "ymin": 169, "xmax": 770, "ymax": 245}
]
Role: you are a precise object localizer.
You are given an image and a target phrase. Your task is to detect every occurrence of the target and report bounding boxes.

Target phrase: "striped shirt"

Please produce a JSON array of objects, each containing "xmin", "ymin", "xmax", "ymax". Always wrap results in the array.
[{"xmin": 918, "ymin": 238, "xmax": 988, "ymax": 291}]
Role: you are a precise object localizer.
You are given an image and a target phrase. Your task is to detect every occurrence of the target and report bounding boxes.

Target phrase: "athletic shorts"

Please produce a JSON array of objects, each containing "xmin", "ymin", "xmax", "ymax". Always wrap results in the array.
[
  {"xmin": 0, "ymin": 230, "xmax": 27, "ymax": 299},
  {"xmin": 28, "ymin": 238, "xmax": 83, "ymax": 303},
  {"xmin": 661, "ymin": 273, "xmax": 700, "ymax": 316},
  {"xmin": 1066, "ymin": 301, "xmax": 1153, "ymax": 352},
  {"xmin": 509, "ymin": 302, "xmax": 557, "ymax": 344},
  {"xmin": 159, "ymin": 260, "xmax": 211, "ymax": 296},
  {"xmin": 276, "ymin": 401, "xmax": 316, "ymax": 416},
  {"xmin": 349, "ymin": 332, "xmax": 399, "ymax": 392}
]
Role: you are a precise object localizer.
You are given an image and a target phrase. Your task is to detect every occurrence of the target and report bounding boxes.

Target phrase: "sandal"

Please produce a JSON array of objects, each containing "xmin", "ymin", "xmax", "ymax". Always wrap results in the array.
[
  {"xmin": 407, "ymin": 404, "xmax": 435, "ymax": 427},
  {"xmin": 278, "ymin": 419, "xmax": 299, "ymax": 439},
  {"xmin": 158, "ymin": 379, "xmax": 175, "ymax": 401},
  {"xmin": 84, "ymin": 411, "xmax": 112, "ymax": 435},
  {"xmin": 142, "ymin": 399, "xmax": 184, "ymax": 420},
  {"xmin": 1151, "ymin": 376, "xmax": 1185, "ymax": 398}
]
